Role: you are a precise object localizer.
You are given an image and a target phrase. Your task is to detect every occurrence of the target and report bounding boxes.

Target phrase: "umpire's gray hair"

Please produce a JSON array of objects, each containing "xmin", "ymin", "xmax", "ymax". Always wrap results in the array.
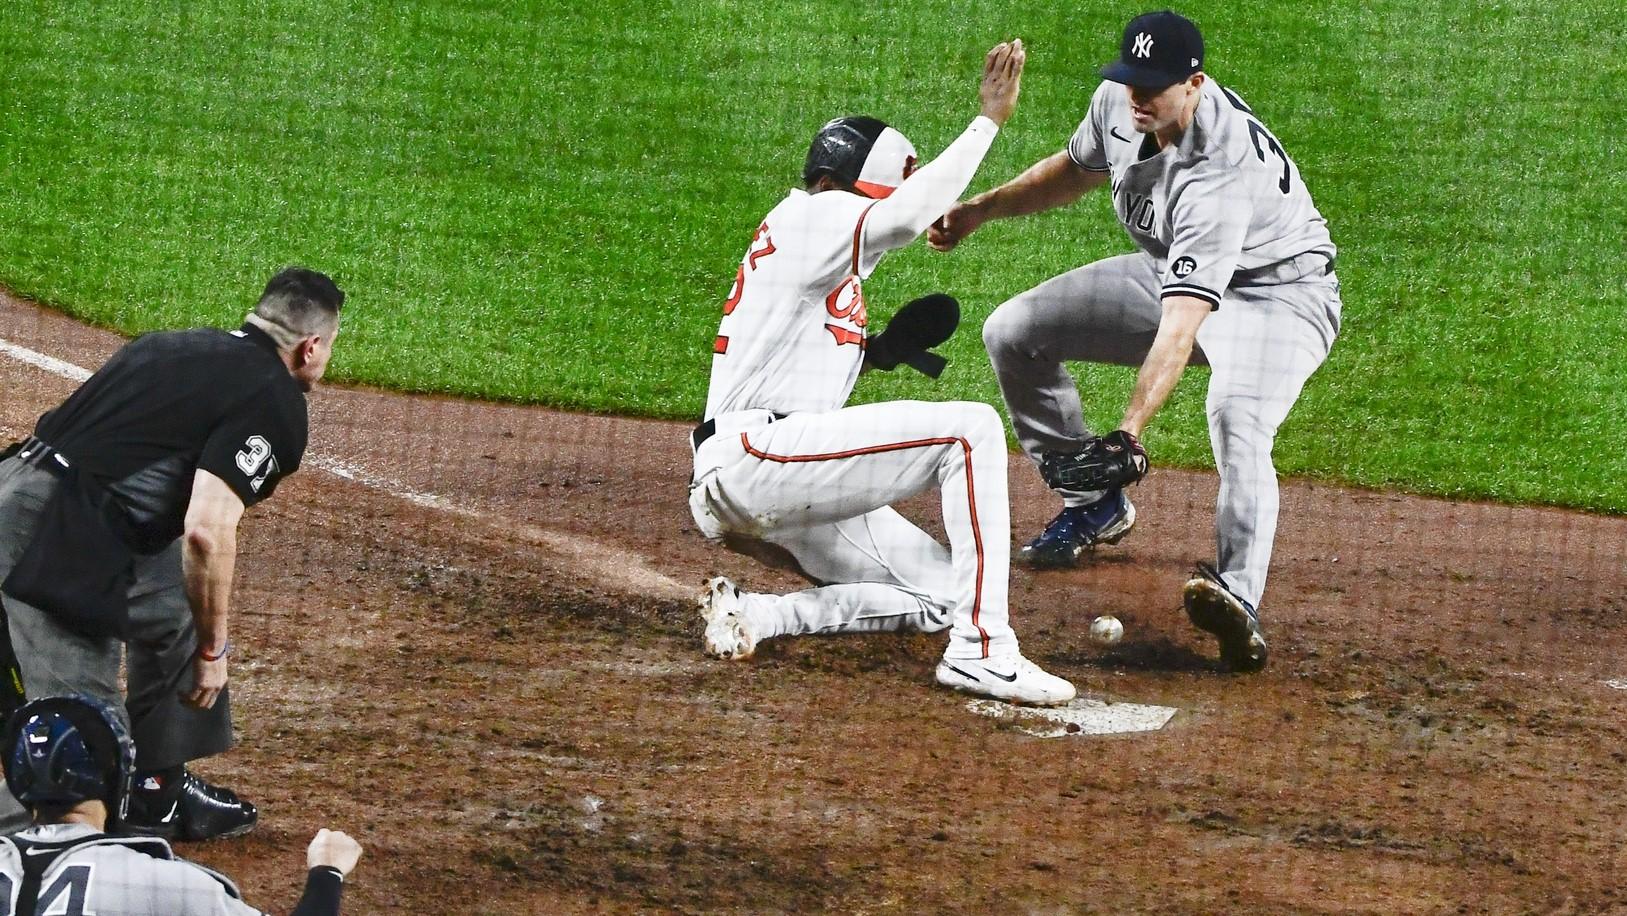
[{"xmin": 243, "ymin": 266, "xmax": 344, "ymax": 350}]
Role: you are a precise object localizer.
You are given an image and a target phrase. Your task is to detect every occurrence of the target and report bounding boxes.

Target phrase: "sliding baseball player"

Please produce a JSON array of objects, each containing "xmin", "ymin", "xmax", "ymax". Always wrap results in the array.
[{"xmin": 687, "ymin": 40, "xmax": 1075, "ymax": 706}]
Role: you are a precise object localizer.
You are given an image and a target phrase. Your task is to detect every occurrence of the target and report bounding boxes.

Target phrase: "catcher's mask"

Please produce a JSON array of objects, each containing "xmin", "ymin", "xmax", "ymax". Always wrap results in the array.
[
  {"xmin": 2, "ymin": 694, "xmax": 136, "ymax": 824},
  {"xmin": 803, "ymin": 116, "xmax": 918, "ymax": 199}
]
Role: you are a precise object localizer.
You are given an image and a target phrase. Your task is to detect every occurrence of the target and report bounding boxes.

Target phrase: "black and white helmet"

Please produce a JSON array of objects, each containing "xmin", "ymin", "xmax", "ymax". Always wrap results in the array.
[{"xmin": 802, "ymin": 116, "xmax": 918, "ymax": 199}]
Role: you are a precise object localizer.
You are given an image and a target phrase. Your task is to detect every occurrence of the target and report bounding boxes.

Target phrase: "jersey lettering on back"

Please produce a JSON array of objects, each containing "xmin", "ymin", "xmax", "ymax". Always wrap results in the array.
[
  {"xmin": 1, "ymin": 826, "xmax": 264, "ymax": 915},
  {"xmin": 704, "ymin": 188, "xmax": 878, "ymax": 418},
  {"xmin": 35, "ymin": 863, "xmax": 92, "ymax": 915}
]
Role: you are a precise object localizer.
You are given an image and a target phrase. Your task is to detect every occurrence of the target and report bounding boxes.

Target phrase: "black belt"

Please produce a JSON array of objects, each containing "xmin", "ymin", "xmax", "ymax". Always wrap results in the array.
[
  {"xmin": 691, "ymin": 413, "xmax": 787, "ymax": 450},
  {"xmin": 690, "ymin": 419, "xmax": 718, "ymax": 451},
  {"xmin": 13, "ymin": 437, "xmax": 71, "ymax": 476}
]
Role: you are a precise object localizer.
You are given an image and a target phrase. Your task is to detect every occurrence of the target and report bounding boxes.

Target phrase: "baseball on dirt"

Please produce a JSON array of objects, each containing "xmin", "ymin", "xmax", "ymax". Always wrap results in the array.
[{"xmin": 1089, "ymin": 615, "xmax": 1124, "ymax": 646}]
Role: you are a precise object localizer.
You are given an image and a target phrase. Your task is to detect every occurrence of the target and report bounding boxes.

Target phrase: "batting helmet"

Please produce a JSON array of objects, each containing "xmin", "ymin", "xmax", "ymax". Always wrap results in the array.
[
  {"xmin": 2, "ymin": 694, "xmax": 136, "ymax": 821},
  {"xmin": 802, "ymin": 116, "xmax": 918, "ymax": 199}
]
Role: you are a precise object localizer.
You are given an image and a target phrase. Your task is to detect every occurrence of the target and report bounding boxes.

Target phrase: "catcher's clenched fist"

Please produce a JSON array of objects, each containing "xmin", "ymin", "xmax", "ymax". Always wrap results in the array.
[{"xmin": 1039, "ymin": 430, "xmax": 1148, "ymax": 492}]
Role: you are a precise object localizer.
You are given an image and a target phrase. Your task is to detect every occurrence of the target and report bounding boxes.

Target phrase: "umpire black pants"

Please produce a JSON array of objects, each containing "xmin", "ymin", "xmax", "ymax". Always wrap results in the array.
[{"xmin": 0, "ymin": 458, "xmax": 232, "ymax": 831}]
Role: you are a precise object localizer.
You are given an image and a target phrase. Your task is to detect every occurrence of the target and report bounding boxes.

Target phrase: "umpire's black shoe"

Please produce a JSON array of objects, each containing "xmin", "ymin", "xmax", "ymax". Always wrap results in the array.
[
  {"xmin": 1183, "ymin": 563, "xmax": 1268, "ymax": 673},
  {"xmin": 122, "ymin": 769, "xmax": 259, "ymax": 842}
]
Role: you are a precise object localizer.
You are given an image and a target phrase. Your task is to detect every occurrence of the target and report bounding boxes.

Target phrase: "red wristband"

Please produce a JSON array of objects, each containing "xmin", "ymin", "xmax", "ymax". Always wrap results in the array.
[{"xmin": 198, "ymin": 641, "xmax": 232, "ymax": 662}]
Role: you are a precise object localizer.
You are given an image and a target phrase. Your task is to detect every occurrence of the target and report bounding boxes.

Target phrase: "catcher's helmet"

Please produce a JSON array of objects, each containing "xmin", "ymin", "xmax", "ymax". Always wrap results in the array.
[
  {"xmin": 803, "ymin": 116, "xmax": 918, "ymax": 199},
  {"xmin": 2, "ymin": 694, "xmax": 136, "ymax": 821}
]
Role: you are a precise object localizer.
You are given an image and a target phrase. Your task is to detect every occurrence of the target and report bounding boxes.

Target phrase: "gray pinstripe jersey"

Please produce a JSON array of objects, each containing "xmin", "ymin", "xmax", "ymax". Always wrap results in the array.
[
  {"xmin": 1067, "ymin": 79, "xmax": 1335, "ymax": 308},
  {"xmin": 1, "ymin": 824, "xmax": 263, "ymax": 915}
]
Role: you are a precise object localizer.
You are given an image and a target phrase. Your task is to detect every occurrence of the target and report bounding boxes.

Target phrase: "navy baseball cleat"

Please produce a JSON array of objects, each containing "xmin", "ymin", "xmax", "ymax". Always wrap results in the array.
[
  {"xmin": 121, "ymin": 769, "xmax": 259, "ymax": 842},
  {"xmin": 1017, "ymin": 489, "xmax": 1136, "ymax": 568},
  {"xmin": 1183, "ymin": 563, "xmax": 1268, "ymax": 673}
]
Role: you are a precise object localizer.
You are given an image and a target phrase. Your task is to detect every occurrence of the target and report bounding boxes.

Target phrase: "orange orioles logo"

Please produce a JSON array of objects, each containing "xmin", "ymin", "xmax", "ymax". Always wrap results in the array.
[{"xmin": 823, "ymin": 275, "xmax": 867, "ymax": 347}]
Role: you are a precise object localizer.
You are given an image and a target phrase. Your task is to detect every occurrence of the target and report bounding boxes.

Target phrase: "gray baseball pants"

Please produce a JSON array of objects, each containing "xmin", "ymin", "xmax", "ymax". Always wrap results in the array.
[
  {"xmin": 0, "ymin": 458, "xmax": 232, "ymax": 831},
  {"xmin": 982, "ymin": 250, "xmax": 1341, "ymax": 609}
]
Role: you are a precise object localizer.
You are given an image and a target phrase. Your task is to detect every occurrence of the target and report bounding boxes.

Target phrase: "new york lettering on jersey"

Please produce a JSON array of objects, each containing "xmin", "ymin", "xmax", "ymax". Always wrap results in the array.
[
  {"xmin": 704, "ymin": 188, "xmax": 877, "ymax": 418},
  {"xmin": 1068, "ymin": 78, "xmax": 1334, "ymax": 304}
]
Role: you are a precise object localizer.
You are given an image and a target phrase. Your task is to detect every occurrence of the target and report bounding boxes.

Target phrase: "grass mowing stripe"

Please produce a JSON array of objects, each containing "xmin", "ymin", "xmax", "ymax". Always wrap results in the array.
[{"xmin": 0, "ymin": 1, "xmax": 1622, "ymax": 509}]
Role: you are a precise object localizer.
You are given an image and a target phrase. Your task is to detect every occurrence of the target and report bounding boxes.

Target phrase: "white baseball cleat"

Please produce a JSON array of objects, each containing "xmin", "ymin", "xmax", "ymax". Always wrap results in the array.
[
  {"xmin": 699, "ymin": 576, "xmax": 757, "ymax": 661},
  {"xmin": 935, "ymin": 653, "xmax": 1076, "ymax": 707}
]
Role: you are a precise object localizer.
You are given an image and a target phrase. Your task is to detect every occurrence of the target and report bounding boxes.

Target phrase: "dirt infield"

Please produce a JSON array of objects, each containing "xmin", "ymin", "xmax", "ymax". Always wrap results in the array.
[{"xmin": 4, "ymin": 292, "xmax": 1626, "ymax": 914}]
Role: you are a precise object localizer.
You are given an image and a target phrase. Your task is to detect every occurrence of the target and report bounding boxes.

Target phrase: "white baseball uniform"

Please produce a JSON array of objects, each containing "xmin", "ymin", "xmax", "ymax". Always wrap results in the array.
[
  {"xmin": 983, "ymin": 78, "xmax": 1342, "ymax": 608},
  {"xmin": 0, "ymin": 823, "xmax": 262, "ymax": 915},
  {"xmin": 690, "ymin": 115, "xmax": 1024, "ymax": 661}
]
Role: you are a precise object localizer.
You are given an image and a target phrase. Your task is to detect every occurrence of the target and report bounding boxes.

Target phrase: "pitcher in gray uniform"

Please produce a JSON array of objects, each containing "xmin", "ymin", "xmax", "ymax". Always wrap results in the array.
[{"xmin": 930, "ymin": 10, "xmax": 1341, "ymax": 671}]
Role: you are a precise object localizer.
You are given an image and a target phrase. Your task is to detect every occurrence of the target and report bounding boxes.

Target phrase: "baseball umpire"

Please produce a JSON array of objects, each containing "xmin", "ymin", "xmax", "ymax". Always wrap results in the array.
[
  {"xmin": 930, "ymin": 11, "xmax": 1341, "ymax": 671},
  {"xmin": 1, "ymin": 693, "xmax": 362, "ymax": 914},
  {"xmin": 0, "ymin": 267, "xmax": 342, "ymax": 837}
]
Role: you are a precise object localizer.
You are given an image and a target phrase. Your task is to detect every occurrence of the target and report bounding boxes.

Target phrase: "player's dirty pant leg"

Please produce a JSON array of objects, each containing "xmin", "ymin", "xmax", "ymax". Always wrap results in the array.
[
  {"xmin": 742, "ymin": 509, "xmax": 954, "ymax": 639},
  {"xmin": 983, "ymin": 252, "xmax": 1168, "ymax": 503},
  {"xmin": 693, "ymin": 401, "xmax": 1016, "ymax": 658},
  {"xmin": 1204, "ymin": 398, "xmax": 1282, "ymax": 610},
  {"xmin": 1197, "ymin": 282, "xmax": 1338, "ymax": 609}
]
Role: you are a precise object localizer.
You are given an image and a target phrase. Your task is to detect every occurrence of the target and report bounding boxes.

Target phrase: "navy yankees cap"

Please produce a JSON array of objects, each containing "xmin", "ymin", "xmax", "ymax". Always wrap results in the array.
[{"xmin": 1100, "ymin": 10, "xmax": 1204, "ymax": 88}]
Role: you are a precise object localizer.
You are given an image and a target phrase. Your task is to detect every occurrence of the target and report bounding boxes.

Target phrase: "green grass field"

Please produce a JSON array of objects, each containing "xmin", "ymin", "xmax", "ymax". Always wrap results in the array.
[{"xmin": 1, "ymin": 1, "xmax": 1623, "ymax": 509}]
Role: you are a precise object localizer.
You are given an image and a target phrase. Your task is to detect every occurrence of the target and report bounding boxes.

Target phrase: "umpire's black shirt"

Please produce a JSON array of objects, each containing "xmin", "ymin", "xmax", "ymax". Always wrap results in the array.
[{"xmin": 33, "ymin": 323, "xmax": 307, "ymax": 552}]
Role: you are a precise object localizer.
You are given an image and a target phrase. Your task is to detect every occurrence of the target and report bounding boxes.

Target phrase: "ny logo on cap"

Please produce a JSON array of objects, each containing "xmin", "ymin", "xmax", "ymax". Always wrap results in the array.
[{"xmin": 1132, "ymin": 32, "xmax": 1154, "ymax": 58}]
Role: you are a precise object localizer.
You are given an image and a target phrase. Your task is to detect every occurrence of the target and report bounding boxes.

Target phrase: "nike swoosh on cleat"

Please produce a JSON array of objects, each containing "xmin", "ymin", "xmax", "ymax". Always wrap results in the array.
[{"xmin": 947, "ymin": 663, "xmax": 1019, "ymax": 683}]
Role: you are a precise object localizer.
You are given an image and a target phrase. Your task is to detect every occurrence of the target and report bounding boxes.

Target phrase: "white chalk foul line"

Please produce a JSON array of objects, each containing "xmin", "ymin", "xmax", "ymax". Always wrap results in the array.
[
  {"xmin": 0, "ymin": 338, "xmax": 92, "ymax": 383},
  {"xmin": 967, "ymin": 697, "xmax": 1178, "ymax": 738},
  {"xmin": 309, "ymin": 455, "xmax": 451, "ymax": 510},
  {"xmin": 1, "ymin": 335, "xmax": 688, "ymax": 597}
]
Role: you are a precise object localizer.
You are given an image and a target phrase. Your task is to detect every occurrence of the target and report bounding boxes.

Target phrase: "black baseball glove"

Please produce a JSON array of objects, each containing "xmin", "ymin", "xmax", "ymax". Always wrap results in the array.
[
  {"xmin": 1039, "ymin": 430, "xmax": 1149, "ymax": 491},
  {"xmin": 865, "ymin": 293, "xmax": 959, "ymax": 378}
]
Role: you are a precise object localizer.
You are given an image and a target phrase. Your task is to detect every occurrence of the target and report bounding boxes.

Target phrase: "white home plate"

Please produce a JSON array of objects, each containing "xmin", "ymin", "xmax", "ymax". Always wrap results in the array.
[
  {"xmin": 1605, "ymin": 679, "xmax": 1627, "ymax": 691},
  {"xmin": 966, "ymin": 697, "xmax": 1178, "ymax": 738}
]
